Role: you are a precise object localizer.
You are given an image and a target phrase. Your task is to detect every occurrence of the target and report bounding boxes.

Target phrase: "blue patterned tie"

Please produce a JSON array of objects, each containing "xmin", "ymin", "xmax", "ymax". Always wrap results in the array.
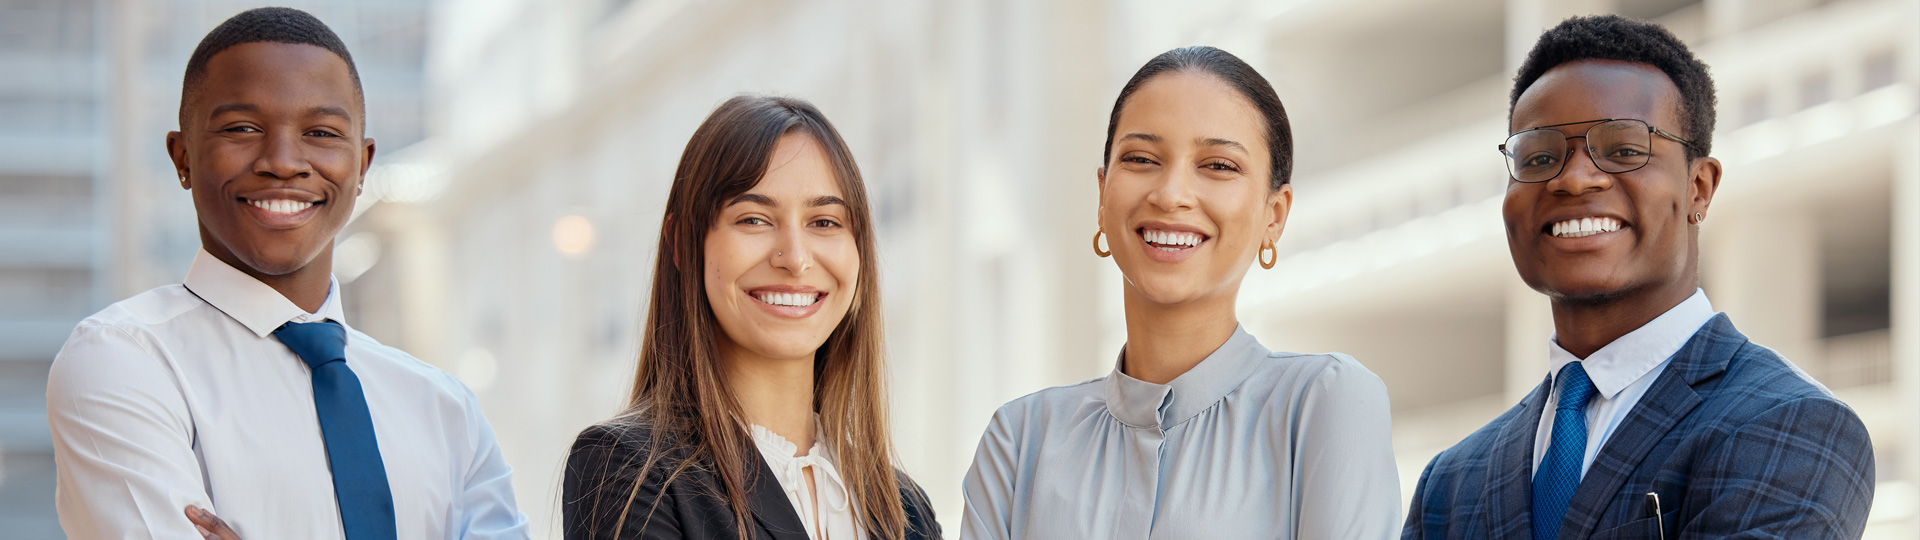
[
  {"xmin": 274, "ymin": 321, "xmax": 397, "ymax": 540},
  {"xmin": 1533, "ymin": 361, "xmax": 1595, "ymax": 540}
]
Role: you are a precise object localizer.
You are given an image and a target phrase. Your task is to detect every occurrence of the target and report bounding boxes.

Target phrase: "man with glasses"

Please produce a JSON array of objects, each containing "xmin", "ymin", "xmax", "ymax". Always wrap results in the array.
[{"xmin": 1403, "ymin": 15, "xmax": 1874, "ymax": 540}]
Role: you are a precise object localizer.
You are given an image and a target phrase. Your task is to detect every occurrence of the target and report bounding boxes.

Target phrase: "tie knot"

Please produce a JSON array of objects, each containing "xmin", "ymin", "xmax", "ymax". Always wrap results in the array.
[
  {"xmin": 274, "ymin": 320, "xmax": 348, "ymax": 370},
  {"xmin": 1555, "ymin": 361, "xmax": 1596, "ymax": 411}
]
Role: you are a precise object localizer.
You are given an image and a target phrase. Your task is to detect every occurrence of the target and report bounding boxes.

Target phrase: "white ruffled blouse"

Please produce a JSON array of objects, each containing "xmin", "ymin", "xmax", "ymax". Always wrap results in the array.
[{"xmin": 748, "ymin": 419, "xmax": 864, "ymax": 540}]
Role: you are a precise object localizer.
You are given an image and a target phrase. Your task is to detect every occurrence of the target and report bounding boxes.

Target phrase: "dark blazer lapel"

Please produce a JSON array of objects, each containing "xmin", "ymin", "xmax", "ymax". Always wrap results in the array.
[
  {"xmin": 743, "ymin": 451, "xmax": 810, "ymax": 540},
  {"xmin": 1555, "ymin": 314, "xmax": 1741, "ymax": 538},
  {"xmin": 1485, "ymin": 375, "xmax": 1552, "ymax": 540}
]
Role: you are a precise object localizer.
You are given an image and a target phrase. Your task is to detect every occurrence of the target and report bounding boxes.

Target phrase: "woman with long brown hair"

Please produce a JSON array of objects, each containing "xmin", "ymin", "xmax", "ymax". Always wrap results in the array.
[{"xmin": 562, "ymin": 95, "xmax": 937, "ymax": 540}]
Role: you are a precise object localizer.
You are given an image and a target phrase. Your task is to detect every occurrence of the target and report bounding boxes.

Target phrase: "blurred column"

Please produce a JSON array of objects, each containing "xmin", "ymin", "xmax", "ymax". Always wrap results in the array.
[
  {"xmin": 1505, "ymin": 0, "xmax": 1616, "ymax": 72},
  {"xmin": 1892, "ymin": 118, "xmax": 1920, "ymax": 529},
  {"xmin": 1706, "ymin": 207, "xmax": 1822, "ymax": 365},
  {"xmin": 1041, "ymin": 0, "xmax": 1109, "ymax": 382},
  {"xmin": 104, "ymin": 0, "xmax": 155, "ymax": 300},
  {"xmin": 1504, "ymin": 274, "xmax": 1552, "ymax": 401}
]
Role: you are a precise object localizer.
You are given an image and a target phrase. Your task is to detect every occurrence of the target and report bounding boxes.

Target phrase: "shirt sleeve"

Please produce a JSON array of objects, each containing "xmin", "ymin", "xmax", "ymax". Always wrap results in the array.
[
  {"xmin": 1288, "ymin": 356, "xmax": 1401, "ymax": 540},
  {"xmin": 453, "ymin": 383, "xmax": 531, "ymax": 539},
  {"xmin": 46, "ymin": 321, "xmax": 213, "ymax": 539},
  {"xmin": 959, "ymin": 408, "xmax": 1020, "ymax": 540}
]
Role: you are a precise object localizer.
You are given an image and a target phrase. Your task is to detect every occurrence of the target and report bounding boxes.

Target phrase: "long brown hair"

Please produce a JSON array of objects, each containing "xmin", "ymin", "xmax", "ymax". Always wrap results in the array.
[{"xmin": 594, "ymin": 95, "xmax": 914, "ymax": 539}]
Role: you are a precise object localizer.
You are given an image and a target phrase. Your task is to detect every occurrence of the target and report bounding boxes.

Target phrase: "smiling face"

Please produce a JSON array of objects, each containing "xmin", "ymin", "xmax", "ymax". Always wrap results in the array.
[
  {"xmin": 1503, "ymin": 59, "xmax": 1717, "ymax": 304},
  {"xmin": 1099, "ymin": 71, "xmax": 1290, "ymax": 307},
  {"xmin": 167, "ymin": 41, "xmax": 373, "ymax": 279},
  {"xmin": 704, "ymin": 133, "xmax": 859, "ymax": 363}
]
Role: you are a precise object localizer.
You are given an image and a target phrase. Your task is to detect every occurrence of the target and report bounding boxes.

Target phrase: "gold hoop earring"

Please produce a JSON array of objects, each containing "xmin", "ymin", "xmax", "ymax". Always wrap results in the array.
[
  {"xmin": 1259, "ymin": 241, "xmax": 1277, "ymax": 269},
  {"xmin": 1092, "ymin": 228, "xmax": 1111, "ymax": 258}
]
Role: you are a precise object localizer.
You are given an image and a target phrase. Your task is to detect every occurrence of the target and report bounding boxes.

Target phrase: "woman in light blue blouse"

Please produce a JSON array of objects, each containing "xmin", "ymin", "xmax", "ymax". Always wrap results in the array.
[{"xmin": 959, "ymin": 46, "xmax": 1401, "ymax": 539}]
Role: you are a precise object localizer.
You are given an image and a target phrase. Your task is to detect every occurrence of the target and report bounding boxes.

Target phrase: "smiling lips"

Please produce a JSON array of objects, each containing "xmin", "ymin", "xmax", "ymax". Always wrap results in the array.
[
  {"xmin": 1141, "ymin": 228, "xmax": 1206, "ymax": 251},
  {"xmin": 754, "ymin": 291, "xmax": 822, "ymax": 307},
  {"xmin": 247, "ymin": 198, "xmax": 316, "ymax": 214},
  {"xmin": 1549, "ymin": 216, "xmax": 1623, "ymax": 238}
]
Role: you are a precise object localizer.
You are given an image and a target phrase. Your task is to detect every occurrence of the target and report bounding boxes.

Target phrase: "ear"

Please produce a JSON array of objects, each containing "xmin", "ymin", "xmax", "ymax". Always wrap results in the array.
[
  {"xmin": 358, "ymin": 137, "xmax": 378, "ymax": 196},
  {"xmin": 165, "ymin": 131, "xmax": 190, "ymax": 189},
  {"xmin": 1266, "ymin": 183, "xmax": 1294, "ymax": 244},
  {"xmin": 1688, "ymin": 156, "xmax": 1722, "ymax": 223}
]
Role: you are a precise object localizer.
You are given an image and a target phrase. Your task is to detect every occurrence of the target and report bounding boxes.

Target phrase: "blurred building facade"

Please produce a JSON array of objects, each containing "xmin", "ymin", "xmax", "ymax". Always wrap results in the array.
[
  {"xmin": 0, "ymin": 0, "xmax": 1913, "ymax": 538},
  {"xmin": 0, "ymin": 0, "xmax": 426, "ymax": 537}
]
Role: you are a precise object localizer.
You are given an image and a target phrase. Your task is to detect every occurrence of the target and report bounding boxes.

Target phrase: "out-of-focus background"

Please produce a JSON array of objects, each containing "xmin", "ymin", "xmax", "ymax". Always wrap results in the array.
[{"xmin": 1, "ymin": 0, "xmax": 1915, "ymax": 537}]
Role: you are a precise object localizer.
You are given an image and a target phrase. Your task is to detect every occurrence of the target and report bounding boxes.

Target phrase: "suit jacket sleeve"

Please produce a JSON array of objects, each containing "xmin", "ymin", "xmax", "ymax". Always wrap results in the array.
[
  {"xmin": 1400, "ymin": 457, "xmax": 1438, "ymax": 540},
  {"xmin": 563, "ymin": 425, "xmax": 685, "ymax": 540},
  {"xmin": 1681, "ymin": 394, "xmax": 1874, "ymax": 539},
  {"xmin": 46, "ymin": 321, "xmax": 215, "ymax": 539}
]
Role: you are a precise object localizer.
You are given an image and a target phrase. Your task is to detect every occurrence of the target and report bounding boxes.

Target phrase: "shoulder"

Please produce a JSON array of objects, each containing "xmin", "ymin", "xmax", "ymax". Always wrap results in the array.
[
  {"xmin": 1419, "ymin": 399, "xmax": 1530, "ymax": 483},
  {"xmin": 893, "ymin": 469, "xmax": 942, "ymax": 539},
  {"xmin": 1689, "ymin": 340, "xmax": 1867, "ymax": 438},
  {"xmin": 1259, "ymin": 350, "xmax": 1389, "ymax": 397},
  {"xmin": 49, "ymin": 286, "xmax": 204, "ymax": 395},
  {"xmin": 984, "ymin": 374, "xmax": 1109, "ymax": 430}
]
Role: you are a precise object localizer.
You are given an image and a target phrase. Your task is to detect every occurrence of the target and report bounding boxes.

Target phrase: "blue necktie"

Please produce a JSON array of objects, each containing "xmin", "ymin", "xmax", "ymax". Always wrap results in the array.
[
  {"xmin": 1532, "ymin": 361, "xmax": 1595, "ymax": 540},
  {"xmin": 274, "ymin": 320, "xmax": 397, "ymax": 540}
]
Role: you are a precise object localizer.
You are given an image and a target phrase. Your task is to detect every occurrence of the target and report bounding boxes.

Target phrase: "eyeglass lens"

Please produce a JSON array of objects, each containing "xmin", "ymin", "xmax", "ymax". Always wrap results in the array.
[{"xmin": 1503, "ymin": 119, "xmax": 1655, "ymax": 183}]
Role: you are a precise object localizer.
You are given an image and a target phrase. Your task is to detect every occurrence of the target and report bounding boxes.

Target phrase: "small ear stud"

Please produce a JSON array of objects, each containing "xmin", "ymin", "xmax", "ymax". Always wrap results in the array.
[{"xmin": 1692, "ymin": 212, "xmax": 1705, "ymax": 224}]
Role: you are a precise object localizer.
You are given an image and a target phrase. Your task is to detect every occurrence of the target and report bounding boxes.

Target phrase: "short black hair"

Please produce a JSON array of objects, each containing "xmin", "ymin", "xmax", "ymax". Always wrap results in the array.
[
  {"xmin": 1104, "ymin": 46, "xmax": 1294, "ymax": 190},
  {"xmin": 178, "ymin": 7, "xmax": 363, "ymax": 129},
  {"xmin": 1511, "ymin": 14, "xmax": 1716, "ymax": 159}
]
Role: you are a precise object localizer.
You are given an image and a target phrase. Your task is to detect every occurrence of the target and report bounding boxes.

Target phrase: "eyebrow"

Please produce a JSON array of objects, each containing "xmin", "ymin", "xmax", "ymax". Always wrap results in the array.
[
  {"xmin": 1199, "ymin": 137, "xmax": 1249, "ymax": 154},
  {"xmin": 206, "ymin": 103, "xmax": 355, "ymax": 123},
  {"xmin": 1118, "ymin": 132, "xmax": 1161, "ymax": 144},
  {"xmin": 724, "ymin": 193, "xmax": 849, "ymax": 208}
]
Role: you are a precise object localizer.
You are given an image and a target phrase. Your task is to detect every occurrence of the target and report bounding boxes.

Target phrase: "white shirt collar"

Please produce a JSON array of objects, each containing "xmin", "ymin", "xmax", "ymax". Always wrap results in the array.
[
  {"xmin": 1547, "ymin": 288, "xmax": 1716, "ymax": 400},
  {"xmin": 182, "ymin": 248, "xmax": 346, "ymax": 338}
]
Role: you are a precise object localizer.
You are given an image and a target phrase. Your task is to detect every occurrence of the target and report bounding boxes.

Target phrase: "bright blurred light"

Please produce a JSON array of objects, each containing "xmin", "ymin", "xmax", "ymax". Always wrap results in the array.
[
  {"xmin": 552, "ymin": 215, "xmax": 597, "ymax": 258},
  {"xmin": 366, "ymin": 161, "xmax": 450, "ymax": 203},
  {"xmin": 335, "ymin": 231, "xmax": 382, "ymax": 283},
  {"xmin": 458, "ymin": 346, "xmax": 499, "ymax": 392}
]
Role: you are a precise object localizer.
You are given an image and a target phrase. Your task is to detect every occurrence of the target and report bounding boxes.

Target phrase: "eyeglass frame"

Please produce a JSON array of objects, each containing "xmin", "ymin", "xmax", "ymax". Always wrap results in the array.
[{"xmin": 1497, "ymin": 118, "xmax": 1700, "ymax": 183}]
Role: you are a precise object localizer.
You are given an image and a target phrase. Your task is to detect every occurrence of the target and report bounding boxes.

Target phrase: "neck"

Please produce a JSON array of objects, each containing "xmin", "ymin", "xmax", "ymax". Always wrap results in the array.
[
  {"xmin": 201, "ymin": 233, "xmax": 333, "ymax": 314},
  {"xmin": 719, "ymin": 339, "xmax": 817, "ymax": 456},
  {"xmin": 1549, "ymin": 279, "xmax": 1698, "ymax": 358},
  {"xmin": 1119, "ymin": 286, "xmax": 1239, "ymax": 385}
]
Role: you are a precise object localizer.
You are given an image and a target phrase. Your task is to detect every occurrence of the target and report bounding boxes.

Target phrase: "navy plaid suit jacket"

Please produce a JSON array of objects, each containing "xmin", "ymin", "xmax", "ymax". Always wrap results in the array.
[{"xmin": 1402, "ymin": 314, "xmax": 1875, "ymax": 539}]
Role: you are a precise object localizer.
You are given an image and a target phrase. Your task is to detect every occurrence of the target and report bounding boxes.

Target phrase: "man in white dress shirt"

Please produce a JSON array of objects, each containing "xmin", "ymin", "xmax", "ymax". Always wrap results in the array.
[{"xmin": 45, "ymin": 7, "xmax": 528, "ymax": 539}]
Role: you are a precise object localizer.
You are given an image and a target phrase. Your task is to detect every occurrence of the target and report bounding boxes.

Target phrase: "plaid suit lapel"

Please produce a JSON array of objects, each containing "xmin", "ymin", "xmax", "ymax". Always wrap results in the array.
[
  {"xmin": 1486, "ymin": 374, "xmax": 1551, "ymax": 540},
  {"xmin": 1555, "ymin": 314, "xmax": 1740, "ymax": 538}
]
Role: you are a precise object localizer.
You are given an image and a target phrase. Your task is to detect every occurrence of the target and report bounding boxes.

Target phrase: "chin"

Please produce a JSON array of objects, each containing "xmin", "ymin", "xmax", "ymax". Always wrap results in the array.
[{"xmin": 235, "ymin": 242, "xmax": 325, "ymax": 276}]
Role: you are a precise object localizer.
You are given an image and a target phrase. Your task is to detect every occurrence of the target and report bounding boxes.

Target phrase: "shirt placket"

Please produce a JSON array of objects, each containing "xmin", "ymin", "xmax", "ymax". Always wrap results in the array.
[{"xmin": 1114, "ymin": 423, "xmax": 1166, "ymax": 539}]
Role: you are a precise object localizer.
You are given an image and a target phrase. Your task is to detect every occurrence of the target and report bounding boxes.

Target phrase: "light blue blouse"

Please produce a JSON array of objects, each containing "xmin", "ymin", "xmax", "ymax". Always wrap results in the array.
[{"xmin": 959, "ymin": 325, "xmax": 1400, "ymax": 539}]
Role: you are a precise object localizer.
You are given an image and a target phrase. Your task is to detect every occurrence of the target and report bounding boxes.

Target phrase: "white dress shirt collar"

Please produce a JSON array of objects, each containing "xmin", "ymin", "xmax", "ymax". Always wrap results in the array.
[
  {"xmin": 1546, "ymin": 288, "xmax": 1714, "ymax": 400},
  {"xmin": 182, "ymin": 248, "xmax": 345, "ymax": 338}
]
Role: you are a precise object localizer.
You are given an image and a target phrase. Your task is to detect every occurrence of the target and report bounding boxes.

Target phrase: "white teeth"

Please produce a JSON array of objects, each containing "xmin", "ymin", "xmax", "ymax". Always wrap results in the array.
[
  {"xmin": 1144, "ymin": 229, "xmax": 1202, "ymax": 247},
  {"xmin": 249, "ymin": 199, "xmax": 313, "ymax": 214},
  {"xmin": 1551, "ymin": 217, "xmax": 1621, "ymax": 238},
  {"xmin": 755, "ymin": 292, "xmax": 817, "ymax": 307}
]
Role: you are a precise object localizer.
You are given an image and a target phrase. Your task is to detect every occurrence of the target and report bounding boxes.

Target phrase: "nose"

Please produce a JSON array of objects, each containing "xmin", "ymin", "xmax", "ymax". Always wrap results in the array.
[
  {"xmin": 252, "ymin": 129, "xmax": 313, "ymax": 180},
  {"xmin": 1144, "ymin": 163, "xmax": 1198, "ymax": 212},
  {"xmin": 1547, "ymin": 137, "xmax": 1613, "ymax": 196},
  {"xmin": 769, "ymin": 224, "xmax": 814, "ymax": 276}
]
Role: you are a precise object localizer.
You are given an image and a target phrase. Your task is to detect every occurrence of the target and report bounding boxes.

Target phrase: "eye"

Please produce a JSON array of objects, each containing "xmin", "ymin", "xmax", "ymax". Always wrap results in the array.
[
  {"xmin": 1607, "ymin": 146, "xmax": 1649, "ymax": 158},
  {"xmin": 223, "ymin": 125, "xmax": 261, "ymax": 134},
  {"xmin": 1201, "ymin": 160, "xmax": 1239, "ymax": 172},
  {"xmin": 306, "ymin": 129, "xmax": 343, "ymax": 138},
  {"xmin": 738, "ymin": 216, "xmax": 770, "ymax": 226},
  {"xmin": 1522, "ymin": 152, "xmax": 1559, "ymax": 168},
  {"xmin": 810, "ymin": 218, "xmax": 843, "ymax": 229},
  {"xmin": 1120, "ymin": 156, "xmax": 1154, "ymax": 164}
]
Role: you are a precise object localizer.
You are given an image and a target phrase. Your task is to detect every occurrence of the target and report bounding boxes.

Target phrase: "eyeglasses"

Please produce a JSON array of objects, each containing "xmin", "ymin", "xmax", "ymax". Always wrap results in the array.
[{"xmin": 1499, "ymin": 118, "xmax": 1698, "ymax": 183}]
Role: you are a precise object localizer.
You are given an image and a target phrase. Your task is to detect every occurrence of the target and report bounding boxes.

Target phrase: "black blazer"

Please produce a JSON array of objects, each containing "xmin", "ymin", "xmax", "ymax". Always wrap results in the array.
[{"xmin": 563, "ymin": 423, "xmax": 942, "ymax": 540}]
